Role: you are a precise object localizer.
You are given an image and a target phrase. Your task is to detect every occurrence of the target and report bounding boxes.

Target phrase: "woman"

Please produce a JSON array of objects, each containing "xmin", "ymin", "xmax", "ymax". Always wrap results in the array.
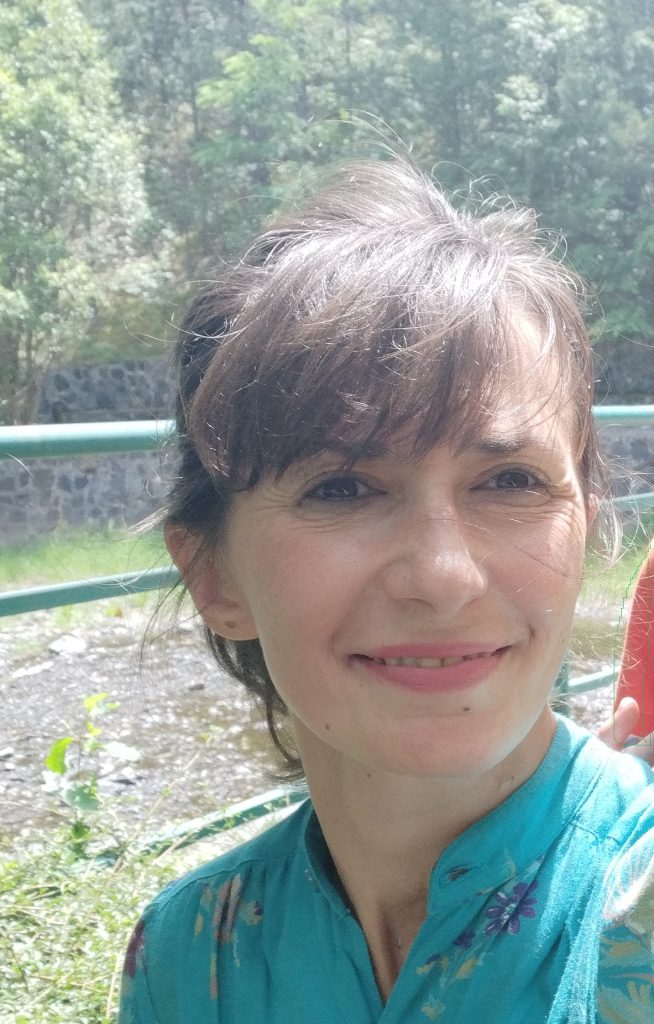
[{"xmin": 118, "ymin": 160, "xmax": 654, "ymax": 1023}]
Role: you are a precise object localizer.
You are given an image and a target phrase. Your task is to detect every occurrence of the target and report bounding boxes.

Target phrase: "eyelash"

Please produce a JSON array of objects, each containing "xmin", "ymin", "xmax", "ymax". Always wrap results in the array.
[
  {"xmin": 479, "ymin": 467, "xmax": 549, "ymax": 492},
  {"xmin": 302, "ymin": 466, "xmax": 549, "ymax": 505},
  {"xmin": 302, "ymin": 475, "xmax": 378, "ymax": 504}
]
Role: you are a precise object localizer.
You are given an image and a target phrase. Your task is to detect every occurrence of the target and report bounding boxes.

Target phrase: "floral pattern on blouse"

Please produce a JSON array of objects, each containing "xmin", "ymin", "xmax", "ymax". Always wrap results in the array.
[
  {"xmin": 596, "ymin": 834, "xmax": 654, "ymax": 1023},
  {"xmin": 116, "ymin": 725, "xmax": 654, "ymax": 1024},
  {"xmin": 123, "ymin": 918, "xmax": 147, "ymax": 979},
  {"xmin": 192, "ymin": 873, "xmax": 263, "ymax": 999},
  {"xmin": 418, "ymin": 858, "xmax": 541, "ymax": 1019}
]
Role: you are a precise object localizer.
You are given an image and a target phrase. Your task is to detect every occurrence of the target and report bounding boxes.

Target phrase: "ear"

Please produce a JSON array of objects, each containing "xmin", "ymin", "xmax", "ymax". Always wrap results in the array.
[{"xmin": 164, "ymin": 523, "xmax": 259, "ymax": 641}]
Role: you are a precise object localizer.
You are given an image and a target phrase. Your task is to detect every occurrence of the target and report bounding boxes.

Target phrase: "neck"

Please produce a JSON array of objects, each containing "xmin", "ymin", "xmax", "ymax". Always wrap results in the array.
[{"xmin": 294, "ymin": 710, "xmax": 556, "ymax": 999}]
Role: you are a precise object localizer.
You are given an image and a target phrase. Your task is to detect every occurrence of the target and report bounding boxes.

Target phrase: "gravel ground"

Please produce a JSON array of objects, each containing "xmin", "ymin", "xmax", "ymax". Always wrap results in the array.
[
  {"xmin": 0, "ymin": 600, "xmax": 618, "ymax": 844},
  {"xmin": 0, "ymin": 602, "xmax": 278, "ymax": 843}
]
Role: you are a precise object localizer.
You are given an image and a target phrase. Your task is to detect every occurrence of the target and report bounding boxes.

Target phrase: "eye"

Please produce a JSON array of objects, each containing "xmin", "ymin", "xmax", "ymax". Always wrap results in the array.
[
  {"xmin": 483, "ymin": 467, "xmax": 547, "ymax": 491},
  {"xmin": 303, "ymin": 475, "xmax": 377, "ymax": 503}
]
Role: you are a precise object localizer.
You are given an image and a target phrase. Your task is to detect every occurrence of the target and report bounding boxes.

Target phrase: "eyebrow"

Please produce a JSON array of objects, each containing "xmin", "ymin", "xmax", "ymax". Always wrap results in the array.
[
  {"xmin": 472, "ymin": 434, "xmax": 541, "ymax": 456},
  {"xmin": 281, "ymin": 432, "xmax": 560, "ymax": 480},
  {"xmin": 277, "ymin": 441, "xmax": 389, "ymax": 480},
  {"xmin": 313, "ymin": 439, "xmax": 390, "ymax": 462}
]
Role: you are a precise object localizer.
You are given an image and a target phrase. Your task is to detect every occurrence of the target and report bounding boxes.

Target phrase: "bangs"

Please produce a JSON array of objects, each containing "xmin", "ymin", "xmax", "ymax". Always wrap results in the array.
[{"xmin": 186, "ymin": 226, "xmax": 585, "ymax": 490}]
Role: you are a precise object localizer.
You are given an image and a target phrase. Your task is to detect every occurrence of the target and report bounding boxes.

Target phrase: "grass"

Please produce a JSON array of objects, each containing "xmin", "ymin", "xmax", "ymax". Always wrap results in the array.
[
  {"xmin": 578, "ymin": 517, "xmax": 654, "ymax": 622},
  {"xmin": 0, "ymin": 828, "xmax": 172, "ymax": 1023},
  {"xmin": 0, "ymin": 527, "xmax": 168, "ymax": 593},
  {"xmin": 0, "ymin": 525, "xmax": 171, "ymax": 654},
  {"xmin": 0, "ymin": 803, "xmax": 285, "ymax": 1023},
  {"xmin": 1, "ymin": 830, "xmax": 195, "ymax": 1022}
]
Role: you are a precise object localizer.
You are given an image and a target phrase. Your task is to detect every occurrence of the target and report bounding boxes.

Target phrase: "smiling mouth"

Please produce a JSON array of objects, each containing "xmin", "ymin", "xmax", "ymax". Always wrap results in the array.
[
  {"xmin": 355, "ymin": 647, "xmax": 507, "ymax": 693},
  {"xmin": 366, "ymin": 652, "xmax": 497, "ymax": 669}
]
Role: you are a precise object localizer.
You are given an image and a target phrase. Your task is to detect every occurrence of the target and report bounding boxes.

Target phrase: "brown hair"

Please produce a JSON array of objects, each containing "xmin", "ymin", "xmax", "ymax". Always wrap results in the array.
[{"xmin": 166, "ymin": 158, "xmax": 611, "ymax": 778}]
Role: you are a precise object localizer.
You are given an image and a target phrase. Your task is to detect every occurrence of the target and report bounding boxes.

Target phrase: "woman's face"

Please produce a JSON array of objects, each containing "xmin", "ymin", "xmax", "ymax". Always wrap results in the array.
[{"xmin": 203, "ymin": 334, "xmax": 589, "ymax": 780}]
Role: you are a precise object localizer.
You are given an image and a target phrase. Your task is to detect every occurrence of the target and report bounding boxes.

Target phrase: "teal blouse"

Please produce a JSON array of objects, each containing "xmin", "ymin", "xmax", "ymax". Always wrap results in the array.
[{"xmin": 118, "ymin": 718, "xmax": 654, "ymax": 1024}]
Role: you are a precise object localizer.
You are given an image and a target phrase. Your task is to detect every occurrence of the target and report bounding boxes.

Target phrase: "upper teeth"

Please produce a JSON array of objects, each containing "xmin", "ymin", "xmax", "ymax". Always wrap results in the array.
[{"xmin": 372, "ymin": 653, "xmax": 492, "ymax": 668}]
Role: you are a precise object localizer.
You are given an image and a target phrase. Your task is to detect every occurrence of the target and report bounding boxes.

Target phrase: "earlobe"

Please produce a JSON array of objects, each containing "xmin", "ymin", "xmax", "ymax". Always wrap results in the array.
[
  {"xmin": 585, "ymin": 493, "xmax": 599, "ymax": 528},
  {"xmin": 164, "ymin": 524, "xmax": 258, "ymax": 641}
]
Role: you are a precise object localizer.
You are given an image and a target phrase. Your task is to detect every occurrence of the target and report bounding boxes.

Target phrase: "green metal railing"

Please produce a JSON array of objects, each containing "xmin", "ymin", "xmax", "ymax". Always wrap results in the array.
[
  {"xmin": 2, "ymin": 407, "xmax": 654, "ymax": 848},
  {"xmin": 2, "ymin": 567, "xmax": 180, "ymax": 617},
  {"xmin": 0, "ymin": 419, "xmax": 174, "ymax": 460}
]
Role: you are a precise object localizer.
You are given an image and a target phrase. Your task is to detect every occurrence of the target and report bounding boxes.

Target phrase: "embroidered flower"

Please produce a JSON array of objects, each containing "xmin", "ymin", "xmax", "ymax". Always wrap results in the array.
[
  {"xmin": 597, "ymin": 979, "xmax": 654, "ymax": 1024},
  {"xmin": 213, "ymin": 876, "xmax": 243, "ymax": 944},
  {"xmin": 421, "ymin": 996, "xmax": 446, "ymax": 1019},
  {"xmin": 417, "ymin": 952, "xmax": 446, "ymax": 976},
  {"xmin": 240, "ymin": 899, "xmax": 263, "ymax": 925},
  {"xmin": 454, "ymin": 929, "xmax": 475, "ymax": 950},
  {"xmin": 485, "ymin": 880, "xmax": 538, "ymax": 936}
]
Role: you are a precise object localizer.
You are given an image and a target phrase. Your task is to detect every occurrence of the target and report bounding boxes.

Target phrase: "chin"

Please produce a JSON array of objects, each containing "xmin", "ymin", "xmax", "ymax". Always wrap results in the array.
[{"xmin": 366, "ymin": 713, "xmax": 549, "ymax": 781}]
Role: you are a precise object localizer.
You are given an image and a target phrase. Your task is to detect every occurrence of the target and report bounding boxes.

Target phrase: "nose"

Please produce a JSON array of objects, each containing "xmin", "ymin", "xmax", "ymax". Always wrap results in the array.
[{"xmin": 381, "ymin": 505, "xmax": 489, "ymax": 615}]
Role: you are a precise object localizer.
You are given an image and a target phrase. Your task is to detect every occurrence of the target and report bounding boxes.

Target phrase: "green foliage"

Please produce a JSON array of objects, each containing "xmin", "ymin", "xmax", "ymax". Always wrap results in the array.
[
  {"xmin": 0, "ymin": 823, "xmax": 178, "ymax": 1022},
  {"xmin": 0, "ymin": 0, "xmax": 166, "ymax": 423},
  {"xmin": 0, "ymin": 712, "xmax": 274, "ymax": 1022},
  {"xmin": 193, "ymin": 0, "xmax": 368, "ymax": 251},
  {"xmin": 3, "ymin": 0, "xmax": 653, "ymax": 409},
  {"xmin": 0, "ymin": 694, "xmax": 163, "ymax": 1019},
  {"xmin": 45, "ymin": 737, "xmax": 74, "ymax": 776},
  {"xmin": 43, "ymin": 693, "xmax": 122, "ymax": 856},
  {"xmin": 187, "ymin": 0, "xmax": 654, "ymax": 348}
]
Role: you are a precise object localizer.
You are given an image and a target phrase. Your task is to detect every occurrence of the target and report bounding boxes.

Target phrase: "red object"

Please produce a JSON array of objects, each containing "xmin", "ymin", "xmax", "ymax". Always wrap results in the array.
[{"xmin": 615, "ymin": 546, "xmax": 654, "ymax": 736}]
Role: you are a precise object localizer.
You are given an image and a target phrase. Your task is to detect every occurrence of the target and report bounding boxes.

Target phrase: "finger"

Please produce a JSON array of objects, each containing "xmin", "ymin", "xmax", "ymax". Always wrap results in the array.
[{"xmin": 596, "ymin": 697, "xmax": 641, "ymax": 750}]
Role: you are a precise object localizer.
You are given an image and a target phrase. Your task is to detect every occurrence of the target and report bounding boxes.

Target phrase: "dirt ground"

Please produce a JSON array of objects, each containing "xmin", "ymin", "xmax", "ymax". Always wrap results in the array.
[
  {"xmin": 0, "ymin": 602, "xmax": 279, "ymax": 843},
  {"xmin": 0, "ymin": 600, "xmax": 615, "ymax": 845}
]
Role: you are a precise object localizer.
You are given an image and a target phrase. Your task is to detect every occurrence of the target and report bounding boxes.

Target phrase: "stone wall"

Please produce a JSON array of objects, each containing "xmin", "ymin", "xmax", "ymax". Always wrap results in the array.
[
  {"xmin": 0, "ymin": 449, "xmax": 171, "ymax": 541},
  {"xmin": 600, "ymin": 425, "xmax": 654, "ymax": 498},
  {"xmin": 34, "ymin": 344, "xmax": 653, "ymax": 422},
  {"xmin": 2, "ymin": 357, "xmax": 175, "ymax": 542},
  {"xmin": 595, "ymin": 340, "xmax": 654, "ymax": 405},
  {"xmin": 36, "ymin": 357, "xmax": 172, "ymax": 424}
]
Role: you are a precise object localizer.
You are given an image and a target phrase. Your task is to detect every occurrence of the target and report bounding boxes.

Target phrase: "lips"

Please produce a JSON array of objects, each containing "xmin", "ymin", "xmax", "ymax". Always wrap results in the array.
[{"xmin": 352, "ymin": 643, "xmax": 508, "ymax": 694}]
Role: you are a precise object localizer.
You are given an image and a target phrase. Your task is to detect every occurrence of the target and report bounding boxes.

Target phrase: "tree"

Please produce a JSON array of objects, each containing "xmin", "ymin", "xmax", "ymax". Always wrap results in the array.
[
  {"xmin": 84, "ymin": 0, "xmax": 251, "ymax": 261},
  {"xmin": 488, "ymin": 0, "xmax": 654, "ymax": 341},
  {"xmin": 78, "ymin": 0, "xmax": 654, "ymax": 351},
  {"xmin": 0, "ymin": 0, "xmax": 156, "ymax": 423},
  {"xmin": 194, "ymin": 0, "xmax": 415, "ymax": 256}
]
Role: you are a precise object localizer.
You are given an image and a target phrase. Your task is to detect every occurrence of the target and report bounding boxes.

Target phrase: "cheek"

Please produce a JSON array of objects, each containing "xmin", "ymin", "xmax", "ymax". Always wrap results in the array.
[
  {"xmin": 496, "ymin": 512, "xmax": 586, "ymax": 637},
  {"xmin": 240, "ymin": 531, "xmax": 353, "ymax": 642},
  {"xmin": 506, "ymin": 506, "xmax": 586, "ymax": 579}
]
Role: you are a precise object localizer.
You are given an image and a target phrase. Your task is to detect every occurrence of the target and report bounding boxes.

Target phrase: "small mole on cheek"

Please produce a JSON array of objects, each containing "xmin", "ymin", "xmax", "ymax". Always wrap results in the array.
[
  {"xmin": 323, "ymin": 723, "xmax": 330, "ymax": 731},
  {"xmin": 462, "ymin": 706, "xmax": 471, "ymax": 713}
]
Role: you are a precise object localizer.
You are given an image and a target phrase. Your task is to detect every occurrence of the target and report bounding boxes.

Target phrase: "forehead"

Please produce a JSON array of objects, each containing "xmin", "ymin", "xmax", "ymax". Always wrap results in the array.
[
  {"xmin": 293, "ymin": 387, "xmax": 577, "ymax": 477},
  {"xmin": 483, "ymin": 317, "xmax": 577, "ymax": 445},
  {"xmin": 364, "ymin": 316, "xmax": 575, "ymax": 458}
]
